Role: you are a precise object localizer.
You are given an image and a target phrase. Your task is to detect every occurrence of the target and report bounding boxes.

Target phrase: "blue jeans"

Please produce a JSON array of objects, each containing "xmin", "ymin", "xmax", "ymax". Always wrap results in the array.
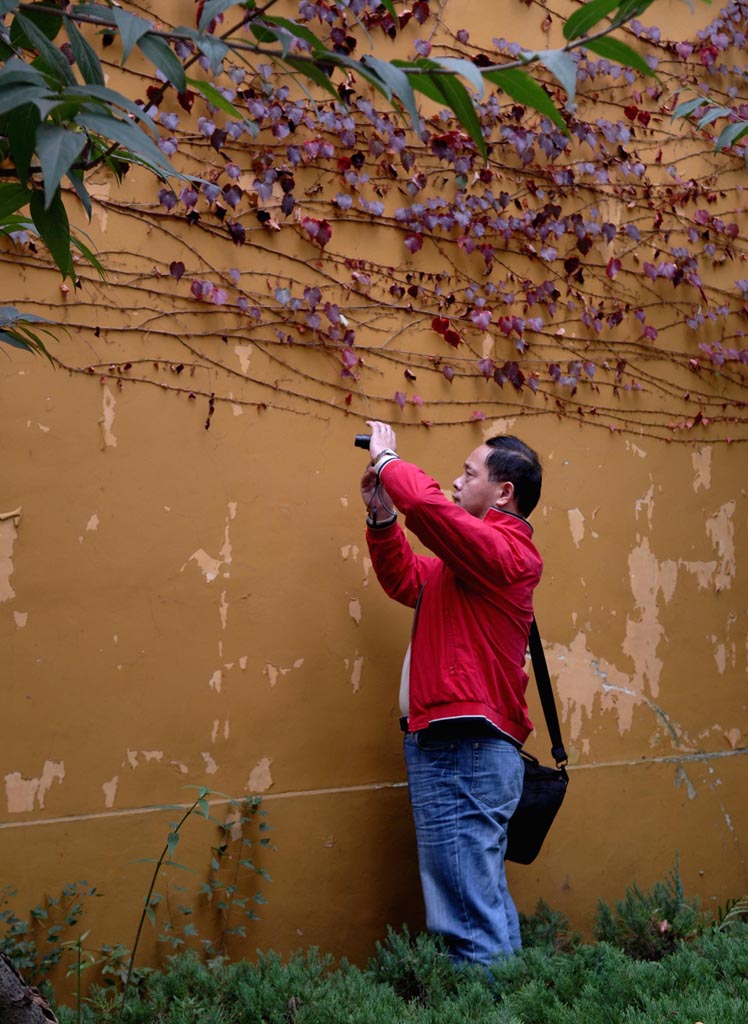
[{"xmin": 404, "ymin": 730, "xmax": 524, "ymax": 965}]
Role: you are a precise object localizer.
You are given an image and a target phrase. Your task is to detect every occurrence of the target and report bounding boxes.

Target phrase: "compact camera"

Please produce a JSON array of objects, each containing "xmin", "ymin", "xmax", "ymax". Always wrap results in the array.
[{"xmin": 354, "ymin": 434, "xmax": 371, "ymax": 449}]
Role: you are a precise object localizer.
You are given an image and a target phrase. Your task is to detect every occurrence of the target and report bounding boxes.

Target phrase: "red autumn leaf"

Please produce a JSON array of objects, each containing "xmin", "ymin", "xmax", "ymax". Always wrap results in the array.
[
  {"xmin": 169, "ymin": 261, "xmax": 185, "ymax": 281},
  {"xmin": 177, "ymin": 90, "xmax": 196, "ymax": 112},
  {"xmin": 300, "ymin": 216, "xmax": 332, "ymax": 249},
  {"xmin": 443, "ymin": 329, "xmax": 462, "ymax": 347},
  {"xmin": 432, "ymin": 317, "xmax": 449, "ymax": 335},
  {"xmin": 606, "ymin": 257, "xmax": 622, "ymax": 279}
]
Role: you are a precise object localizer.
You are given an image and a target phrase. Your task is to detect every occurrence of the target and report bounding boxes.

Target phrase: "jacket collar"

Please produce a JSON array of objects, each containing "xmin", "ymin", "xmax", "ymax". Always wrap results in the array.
[{"xmin": 486, "ymin": 505, "xmax": 533, "ymax": 534}]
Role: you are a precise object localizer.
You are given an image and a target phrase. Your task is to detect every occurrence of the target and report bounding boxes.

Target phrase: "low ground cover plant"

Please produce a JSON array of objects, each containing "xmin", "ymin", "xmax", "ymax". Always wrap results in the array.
[
  {"xmin": 55, "ymin": 920, "xmax": 748, "ymax": 1024},
  {"xmin": 5, "ymin": 846, "xmax": 748, "ymax": 1023}
]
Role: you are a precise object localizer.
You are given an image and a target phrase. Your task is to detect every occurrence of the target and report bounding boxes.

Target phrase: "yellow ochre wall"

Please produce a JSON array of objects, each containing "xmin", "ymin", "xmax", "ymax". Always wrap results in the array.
[{"xmin": 1, "ymin": 0, "xmax": 747, "ymax": 993}]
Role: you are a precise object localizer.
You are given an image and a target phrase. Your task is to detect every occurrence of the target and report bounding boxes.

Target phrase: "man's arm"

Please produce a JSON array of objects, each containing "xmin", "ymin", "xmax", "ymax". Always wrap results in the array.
[
  {"xmin": 359, "ymin": 435, "xmax": 437, "ymax": 607},
  {"xmin": 379, "ymin": 459, "xmax": 540, "ymax": 596}
]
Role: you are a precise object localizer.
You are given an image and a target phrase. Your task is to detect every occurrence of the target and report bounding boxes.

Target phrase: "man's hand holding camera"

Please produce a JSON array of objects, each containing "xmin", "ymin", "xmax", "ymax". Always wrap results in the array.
[{"xmin": 359, "ymin": 420, "xmax": 398, "ymax": 527}]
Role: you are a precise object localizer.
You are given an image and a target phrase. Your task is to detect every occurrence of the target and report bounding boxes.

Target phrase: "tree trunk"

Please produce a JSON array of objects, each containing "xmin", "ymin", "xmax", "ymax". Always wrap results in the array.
[{"xmin": 0, "ymin": 953, "xmax": 59, "ymax": 1024}]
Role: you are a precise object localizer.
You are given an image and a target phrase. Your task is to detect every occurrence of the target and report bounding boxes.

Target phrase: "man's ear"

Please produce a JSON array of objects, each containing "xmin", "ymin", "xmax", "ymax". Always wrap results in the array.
[{"xmin": 493, "ymin": 480, "xmax": 517, "ymax": 509}]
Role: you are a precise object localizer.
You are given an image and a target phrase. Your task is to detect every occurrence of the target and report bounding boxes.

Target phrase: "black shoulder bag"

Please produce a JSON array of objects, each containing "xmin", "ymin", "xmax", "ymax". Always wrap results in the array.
[{"xmin": 506, "ymin": 619, "xmax": 569, "ymax": 865}]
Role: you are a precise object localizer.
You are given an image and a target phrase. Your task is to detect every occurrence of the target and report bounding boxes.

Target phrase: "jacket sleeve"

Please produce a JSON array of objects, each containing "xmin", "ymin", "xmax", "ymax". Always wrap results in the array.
[
  {"xmin": 365, "ymin": 520, "xmax": 439, "ymax": 608},
  {"xmin": 379, "ymin": 458, "xmax": 537, "ymax": 596}
]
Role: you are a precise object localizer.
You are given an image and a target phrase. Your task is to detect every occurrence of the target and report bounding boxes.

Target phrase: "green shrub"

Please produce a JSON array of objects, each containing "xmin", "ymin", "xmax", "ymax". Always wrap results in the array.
[
  {"xmin": 365, "ymin": 924, "xmax": 459, "ymax": 1006},
  {"xmin": 593, "ymin": 856, "xmax": 703, "ymax": 960},
  {"xmin": 519, "ymin": 898, "xmax": 581, "ymax": 952}
]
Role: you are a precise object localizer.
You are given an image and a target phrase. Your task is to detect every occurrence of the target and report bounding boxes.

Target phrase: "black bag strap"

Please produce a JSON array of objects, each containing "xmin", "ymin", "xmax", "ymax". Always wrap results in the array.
[{"xmin": 529, "ymin": 618, "xmax": 568, "ymax": 768}]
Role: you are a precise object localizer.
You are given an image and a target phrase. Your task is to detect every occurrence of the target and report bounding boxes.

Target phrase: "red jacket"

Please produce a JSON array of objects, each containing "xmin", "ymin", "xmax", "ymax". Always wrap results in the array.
[{"xmin": 366, "ymin": 458, "xmax": 542, "ymax": 745}]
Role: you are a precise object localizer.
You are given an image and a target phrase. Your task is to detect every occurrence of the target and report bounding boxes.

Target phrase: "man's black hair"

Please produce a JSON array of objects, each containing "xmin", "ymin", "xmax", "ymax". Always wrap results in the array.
[{"xmin": 484, "ymin": 436, "xmax": 542, "ymax": 518}]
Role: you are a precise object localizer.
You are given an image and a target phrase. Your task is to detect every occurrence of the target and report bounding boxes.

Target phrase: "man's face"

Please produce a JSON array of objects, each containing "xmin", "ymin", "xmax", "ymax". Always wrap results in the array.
[{"xmin": 452, "ymin": 444, "xmax": 508, "ymax": 519}]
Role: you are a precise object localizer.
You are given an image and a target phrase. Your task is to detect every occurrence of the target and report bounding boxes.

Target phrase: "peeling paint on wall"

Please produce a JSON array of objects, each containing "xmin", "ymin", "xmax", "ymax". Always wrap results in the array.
[
  {"xmin": 126, "ymin": 750, "xmax": 164, "ymax": 768},
  {"xmin": 99, "ymin": 385, "xmax": 118, "ymax": 448},
  {"xmin": 634, "ymin": 485, "xmax": 655, "ymax": 530},
  {"xmin": 0, "ymin": 507, "xmax": 21, "ymax": 603},
  {"xmin": 201, "ymin": 752, "xmax": 219, "ymax": 774},
  {"xmin": 182, "ymin": 502, "xmax": 237, "ymax": 583},
  {"xmin": 692, "ymin": 447, "xmax": 712, "ymax": 492},
  {"xmin": 625, "ymin": 441, "xmax": 647, "ymax": 459},
  {"xmin": 14, "ymin": 611, "xmax": 27, "ymax": 628},
  {"xmin": 102, "ymin": 776, "xmax": 118, "ymax": 808},
  {"xmin": 349, "ymin": 597, "xmax": 361, "ymax": 624},
  {"xmin": 234, "ymin": 343, "xmax": 253, "ymax": 373},
  {"xmin": 623, "ymin": 537, "xmax": 677, "ymax": 699},
  {"xmin": 247, "ymin": 757, "xmax": 273, "ymax": 792},
  {"xmin": 264, "ymin": 659, "xmax": 304, "ymax": 687},
  {"xmin": 4, "ymin": 761, "xmax": 65, "ymax": 813},
  {"xmin": 705, "ymin": 501, "xmax": 736, "ymax": 592},
  {"xmin": 344, "ymin": 654, "xmax": 364, "ymax": 692},
  {"xmin": 568, "ymin": 508, "xmax": 585, "ymax": 548},
  {"xmin": 211, "ymin": 719, "xmax": 230, "ymax": 742}
]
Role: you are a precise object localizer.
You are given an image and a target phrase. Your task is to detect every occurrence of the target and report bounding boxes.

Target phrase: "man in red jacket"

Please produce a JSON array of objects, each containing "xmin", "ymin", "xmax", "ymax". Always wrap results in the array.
[{"xmin": 360, "ymin": 420, "xmax": 543, "ymax": 966}]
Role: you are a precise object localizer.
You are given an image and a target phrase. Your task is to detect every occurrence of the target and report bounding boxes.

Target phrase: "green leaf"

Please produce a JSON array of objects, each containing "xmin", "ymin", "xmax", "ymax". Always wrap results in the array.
[
  {"xmin": 261, "ymin": 16, "xmax": 325, "ymax": 53},
  {"xmin": 529, "ymin": 49, "xmax": 578, "ymax": 101},
  {"xmin": 137, "ymin": 34, "xmax": 186, "ymax": 93},
  {"xmin": 281, "ymin": 57, "xmax": 339, "ymax": 104},
  {"xmin": 0, "ymin": 0, "xmax": 21, "ymax": 15},
  {"xmin": 715, "ymin": 121, "xmax": 748, "ymax": 152},
  {"xmin": 394, "ymin": 60, "xmax": 488, "ymax": 158},
  {"xmin": 66, "ymin": 168, "xmax": 92, "ymax": 219},
  {"xmin": 71, "ymin": 232, "xmax": 105, "ymax": 277},
  {"xmin": 0, "ymin": 57, "xmax": 50, "ymax": 88},
  {"xmin": 0, "ymin": 83, "xmax": 51, "ymax": 117},
  {"xmin": 74, "ymin": 110, "xmax": 176, "ymax": 179},
  {"xmin": 6, "ymin": 102, "xmax": 40, "ymax": 184},
  {"xmin": 563, "ymin": 0, "xmax": 622, "ymax": 41},
  {"xmin": 0, "ymin": 213, "xmax": 34, "ymax": 235},
  {"xmin": 615, "ymin": 0, "xmax": 656, "ymax": 24},
  {"xmin": 431, "ymin": 56, "xmax": 485, "ymax": 99},
  {"xmin": 111, "ymin": 7, "xmax": 152, "ymax": 63},
  {"xmin": 64, "ymin": 84, "xmax": 159, "ymax": 137},
  {"xmin": 0, "ymin": 305, "xmax": 55, "ymax": 363},
  {"xmin": 185, "ymin": 76, "xmax": 256, "ymax": 131},
  {"xmin": 64, "ymin": 17, "xmax": 105, "ymax": 86},
  {"xmin": 361, "ymin": 55, "xmax": 421, "ymax": 135},
  {"xmin": 671, "ymin": 97, "xmax": 707, "ymax": 120},
  {"xmin": 14, "ymin": 13, "xmax": 76, "ymax": 87},
  {"xmin": 484, "ymin": 66, "xmax": 568, "ymax": 134},
  {"xmin": 36, "ymin": 124, "xmax": 86, "ymax": 209},
  {"xmin": 29, "ymin": 189, "xmax": 74, "ymax": 279},
  {"xmin": 420, "ymin": 70, "xmax": 487, "ymax": 160},
  {"xmin": 197, "ymin": 0, "xmax": 239, "ymax": 31},
  {"xmin": 585, "ymin": 36, "xmax": 655, "ymax": 77},
  {"xmin": 0, "ymin": 182, "xmax": 31, "ymax": 219},
  {"xmin": 697, "ymin": 105, "xmax": 733, "ymax": 128},
  {"xmin": 10, "ymin": 6, "xmax": 63, "ymax": 46},
  {"xmin": 193, "ymin": 32, "xmax": 230, "ymax": 74}
]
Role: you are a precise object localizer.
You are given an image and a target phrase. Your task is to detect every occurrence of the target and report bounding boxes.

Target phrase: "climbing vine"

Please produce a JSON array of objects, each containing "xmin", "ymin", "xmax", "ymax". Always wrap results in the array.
[{"xmin": 2, "ymin": 0, "xmax": 747, "ymax": 442}]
